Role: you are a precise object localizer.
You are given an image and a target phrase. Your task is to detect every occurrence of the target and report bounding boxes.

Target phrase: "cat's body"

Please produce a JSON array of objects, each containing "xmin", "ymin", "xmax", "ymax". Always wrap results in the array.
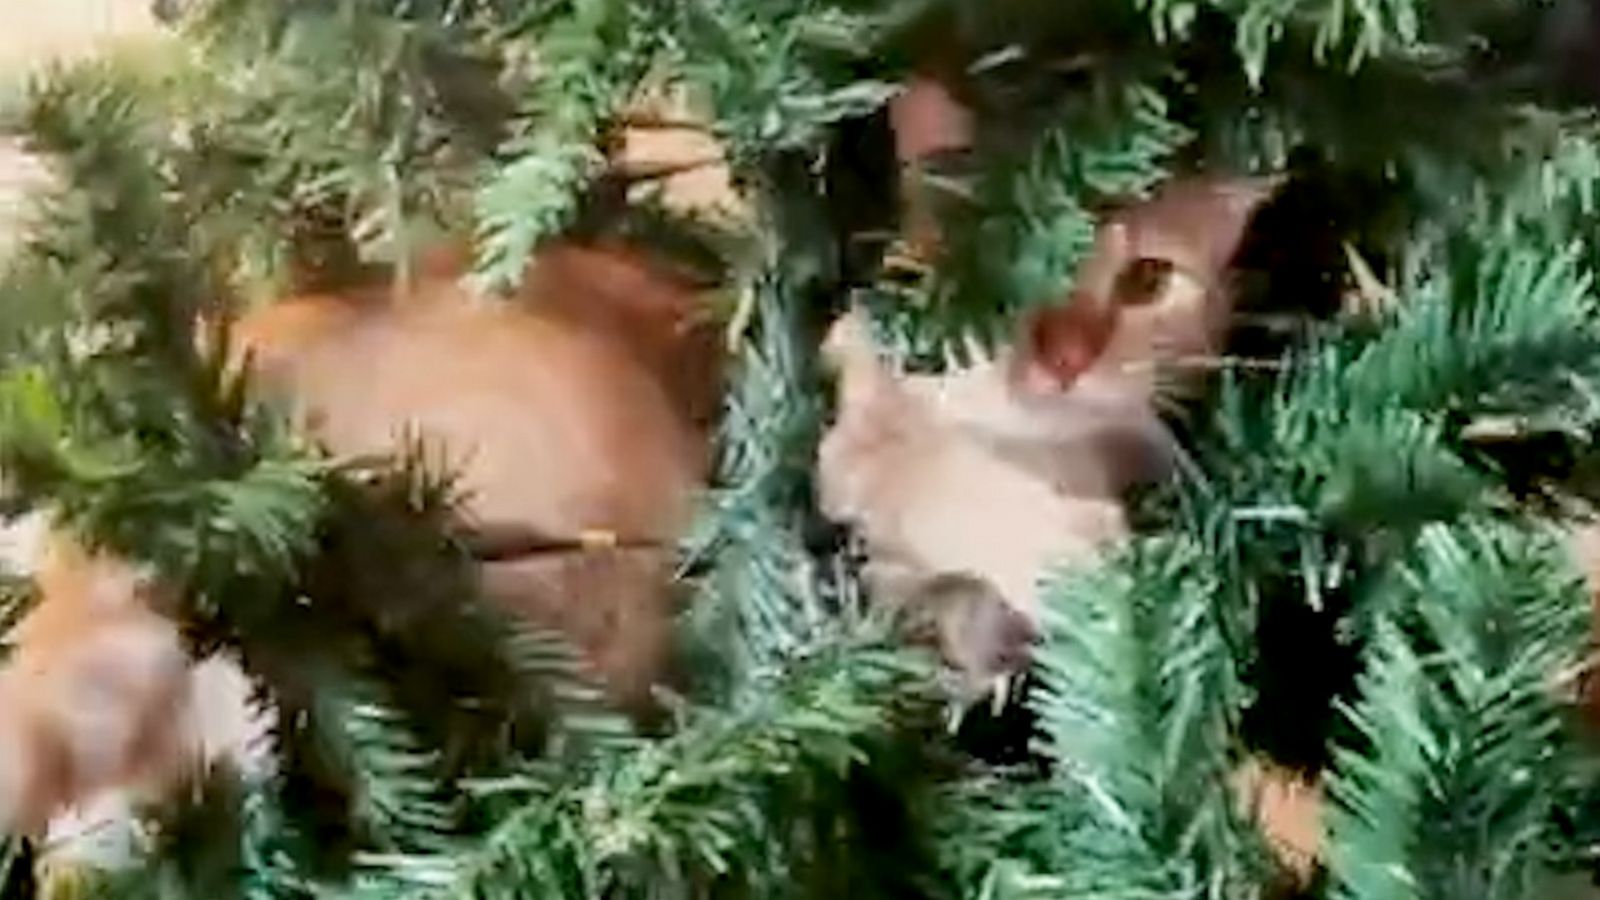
[
  {"xmin": 0, "ymin": 239, "xmax": 721, "ymax": 840},
  {"xmin": 234, "ymin": 241, "xmax": 718, "ymax": 704},
  {"xmin": 818, "ymin": 311, "xmax": 1126, "ymax": 693}
]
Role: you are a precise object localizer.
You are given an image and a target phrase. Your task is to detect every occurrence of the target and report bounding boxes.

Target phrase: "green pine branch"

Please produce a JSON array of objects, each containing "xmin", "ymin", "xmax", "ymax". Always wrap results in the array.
[
  {"xmin": 1206, "ymin": 0, "xmax": 1423, "ymax": 84},
  {"xmin": 679, "ymin": 219, "xmax": 841, "ymax": 698},
  {"xmin": 0, "ymin": 56, "xmax": 634, "ymax": 895},
  {"xmin": 668, "ymin": 0, "xmax": 901, "ymax": 168},
  {"xmin": 927, "ymin": 773, "xmax": 1091, "ymax": 900},
  {"xmin": 1325, "ymin": 521, "xmax": 1591, "ymax": 900},
  {"xmin": 667, "ymin": 0, "xmax": 910, "ymax": 694},
  {"xmin": 1176, "ymin": 228, "xmax": 1600, "ymax": 629},
  {"xmin": 865, "ymin": 79, "xmax": 1190, "ymax": 367},
  {"xmin": 323, "ymin": 682, "xmax": 462, "ymax": 858},
  {"xmin": 333, "ymin": 634, "xmax": 941, "ymax": 900},
  {"xmin": 1025, "ymin": 535, "xmax": 1271, "ymax": 897},
  {"xmin": 472, "ymin": 0, "xmax": 665, "ymax": 289},
  {"xmin": 176, "ymin": 0, "xmax": 516, "ymax": 284}
]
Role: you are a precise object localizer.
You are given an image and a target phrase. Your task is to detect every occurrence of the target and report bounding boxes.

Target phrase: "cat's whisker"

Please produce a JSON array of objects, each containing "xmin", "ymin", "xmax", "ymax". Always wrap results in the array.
[
  {"xmin": 1150, "ymin": 376, "xmax": 1197, "ymax": 417},
  {"xmin": 962, "ymin": 330, "xmax": 991, "ymax": 366},
  {"xmin": 1117, "ymin": 355, "xmax": 1285, "ymax": 375}
]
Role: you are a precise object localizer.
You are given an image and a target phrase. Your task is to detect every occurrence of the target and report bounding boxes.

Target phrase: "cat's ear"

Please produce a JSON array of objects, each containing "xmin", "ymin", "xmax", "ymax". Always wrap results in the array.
[
  {"xmin": 822, "ymin": 309, "xmax": 904, "ymax": 409},
  {"xmin": 821, "ymin": 308, "xmax": 878, "ymax": 373},
  {"xmin": 889, "ymin": 74, "xmax": 974, "ymax": 164}
]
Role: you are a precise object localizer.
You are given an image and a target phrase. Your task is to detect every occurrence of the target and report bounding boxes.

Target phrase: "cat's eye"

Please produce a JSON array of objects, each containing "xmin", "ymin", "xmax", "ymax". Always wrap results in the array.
[{"xmin": 1113, "ymin": 257, "xmax": 1175, "ymax": 307}]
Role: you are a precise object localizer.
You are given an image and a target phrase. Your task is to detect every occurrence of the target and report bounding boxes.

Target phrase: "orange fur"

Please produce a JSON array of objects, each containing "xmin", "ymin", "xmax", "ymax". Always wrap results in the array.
[
  {"xmin": 1233, "ymin": 759, "xmax": 1323, "ymax": 883},
  {"xmin": 0, "ymin": 535, "xmax": 186, "ymax": 834},
  {"xmin": 234, "ymin": 240, "xmax": 719, "ymax": 702},
  {"xmin": 1569, "ymin": 521, "xmax": 1600, "ymax": 723},
  {"xmin": 0, "ymin": 239, "xmax": 721, "ymax": 836},
  {"xmin": 888, "ymin": 75, "xmax": 975, "ymax": 258}
]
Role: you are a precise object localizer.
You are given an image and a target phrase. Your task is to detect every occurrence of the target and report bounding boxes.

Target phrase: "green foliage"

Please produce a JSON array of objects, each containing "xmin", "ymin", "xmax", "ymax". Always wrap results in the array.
[
  {"xmin": 472, "ymin": 0, "xmax": 664, "ymax": 289},
  {"xmin": 178, "ymin": 0, "xmax": 519, "ymax": 287},
  {"xmin": 9, "ymin": 0, "xmax": 1600, "ymax": 899},
  {"xmin": 867, "ymin": 81, "xmax": 1191, "ymax": 366},
  {"xmin": 0, "ymin": 60, "xmax": 322, "ymax": 584},
  {"xmin": 925, "ymin": 773, "xmax": 1089, "ymax": 900},
  {"xmin": 0, "ymin": 47, "xmax": 632, "ymax": 897},
  {"xmin": 0, "ymin": 5, "xmax": 950, "ymax": 896},
  {"xmin": 679, "ymin": 189, "xmax": 846, "ymax": 699},
  {"xmin": 1325, "ymin": 523, "xmax": 1591, "ymax": 900},
  {"xmin": 1173, "ymin": 230, "xmax": 1600, "ymax": 641},
  {"xmin": 327, "ymin": 634, "xmax": 941, "ymax": 900},
  {"xmin": 1026, "ymin": 537, "xmax": 1270, "ymax": 897},
  {"xmin": 668, "ymin": 0, "xmax": 901, "ymax": 168},
  {"xmin": 1165, "ymin": 228, "xmax": 1600, "ymax": 890}
]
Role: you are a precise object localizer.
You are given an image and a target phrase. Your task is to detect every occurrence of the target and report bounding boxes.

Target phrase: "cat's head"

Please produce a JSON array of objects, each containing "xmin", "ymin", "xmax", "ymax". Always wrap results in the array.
[
  {"xmin": 817, "ymin": 175, "xmax": 1281, "ymax": 700},
  {"xmin": 908, "ymin": 175, "xmax": 1284, "ymax": 500},
  {"xmin": 1009, "ymin": 176, "xmax": 1281, "ymax": 417}
]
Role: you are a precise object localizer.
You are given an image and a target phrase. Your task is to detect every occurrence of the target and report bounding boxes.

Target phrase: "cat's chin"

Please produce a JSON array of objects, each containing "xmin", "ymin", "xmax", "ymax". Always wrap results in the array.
[{"xmin": 1040, "ymin": 370, "xmax": 1156, "ymax": 421}]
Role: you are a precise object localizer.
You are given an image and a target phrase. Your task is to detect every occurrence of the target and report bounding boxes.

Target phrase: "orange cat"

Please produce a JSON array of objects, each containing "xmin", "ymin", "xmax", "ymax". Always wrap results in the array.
[
  {"xmin": 0, "ymin": 239, "xmax": 722, "ymax": 840},
  {"xmin": 234, "ymin": 240, "xmax": 718, "ymax": 699}
]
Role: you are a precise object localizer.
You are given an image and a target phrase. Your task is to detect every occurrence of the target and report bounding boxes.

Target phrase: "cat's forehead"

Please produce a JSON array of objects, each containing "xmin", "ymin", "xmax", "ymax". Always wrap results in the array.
[{"xmin": 1111, "ymin": 177, "xmax": 1277, "ymax": 272}]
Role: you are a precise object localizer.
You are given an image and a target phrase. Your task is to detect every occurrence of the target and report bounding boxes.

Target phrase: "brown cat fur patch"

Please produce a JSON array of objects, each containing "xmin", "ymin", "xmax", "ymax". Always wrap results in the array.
[{"xmin": 0, "ymin": 239, "xmax": 722, "ymax": 836}]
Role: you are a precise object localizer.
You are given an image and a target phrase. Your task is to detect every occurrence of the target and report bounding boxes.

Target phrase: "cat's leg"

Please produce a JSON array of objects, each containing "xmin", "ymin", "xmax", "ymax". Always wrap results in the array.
[{"xmin": 478, "ymin": 547, "xmax": 681, "ymax": 716}]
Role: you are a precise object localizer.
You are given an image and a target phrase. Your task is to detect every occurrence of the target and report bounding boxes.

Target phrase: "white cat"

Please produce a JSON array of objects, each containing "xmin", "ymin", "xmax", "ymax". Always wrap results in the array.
[{"xmin": 817, "ymin": 175, "xmax": 1279, "ymax": 692}]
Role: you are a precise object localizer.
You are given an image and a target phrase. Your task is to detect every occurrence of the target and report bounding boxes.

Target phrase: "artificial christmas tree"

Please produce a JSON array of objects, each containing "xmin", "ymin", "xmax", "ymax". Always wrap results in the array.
[{"xmin": 7, "ymin": 1, "xmax": 1600, "ymax": 898}]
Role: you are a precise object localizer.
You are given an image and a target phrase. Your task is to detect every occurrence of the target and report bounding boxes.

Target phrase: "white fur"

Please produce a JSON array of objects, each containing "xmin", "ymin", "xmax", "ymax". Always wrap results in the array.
[{"xmin": 0, "ymin": 509, "xmax": 273, "ymax": 873}]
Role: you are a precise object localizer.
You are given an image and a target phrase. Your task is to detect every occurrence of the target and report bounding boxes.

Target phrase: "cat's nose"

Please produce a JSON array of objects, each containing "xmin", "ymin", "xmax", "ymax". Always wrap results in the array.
[{"xmin": 1019, "ymin": 295, "xmax": 1118, "ymax": 390}]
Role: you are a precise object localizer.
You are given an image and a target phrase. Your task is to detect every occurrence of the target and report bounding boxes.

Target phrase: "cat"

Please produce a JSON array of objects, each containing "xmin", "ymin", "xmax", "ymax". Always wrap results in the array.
[
  {"xmin": 817, "ymin": 174, "xmax": 1280, "ymax": 690},
  {"xmin": 0, "ymin": 238, "xmax": 723, "ymax": 842},
  {"xmin": 817, "ymin": 170, "xmax": 1332, "ymax": 882},
  {"xmin": 0, "ymin": 530, "xmax": 267, "ymax": 859},
  {"xmin": 231, "ymin": 239, "xmax": 719, "ymax": 699}
]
